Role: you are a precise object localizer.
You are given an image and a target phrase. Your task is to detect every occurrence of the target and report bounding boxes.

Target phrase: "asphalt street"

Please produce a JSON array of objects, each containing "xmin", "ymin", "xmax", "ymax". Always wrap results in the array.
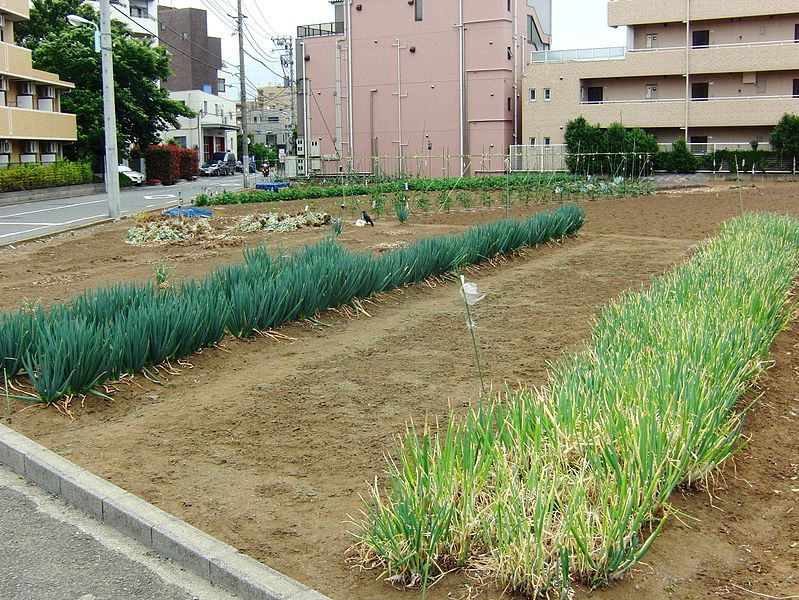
[
  {"xmin": 0, "ymin": 175, "xmax": 246, "ymax": 246},
  {"xmin": 0, "ymin": 464, "xmax": 237, "ymax": 600}
]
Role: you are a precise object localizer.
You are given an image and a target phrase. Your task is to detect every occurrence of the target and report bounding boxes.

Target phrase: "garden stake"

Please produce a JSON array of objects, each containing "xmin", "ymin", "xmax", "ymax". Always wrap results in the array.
[
  {"xmin": 735, "ymin": 156, "xmax": 744, "ymax": 213},
  {"xmin": 459, "ymin": 274, "xmax": 486, "ymax": 398}
]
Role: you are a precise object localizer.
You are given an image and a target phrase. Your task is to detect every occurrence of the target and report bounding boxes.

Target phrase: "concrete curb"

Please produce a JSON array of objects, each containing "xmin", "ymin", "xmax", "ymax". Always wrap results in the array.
[
  {"xmin": 0, "ymin": 424, "xmax": 333, "ymax": 600},
  {"xmin": 0, "ymin": 183, "xmax": 107, "ymax": 207}
]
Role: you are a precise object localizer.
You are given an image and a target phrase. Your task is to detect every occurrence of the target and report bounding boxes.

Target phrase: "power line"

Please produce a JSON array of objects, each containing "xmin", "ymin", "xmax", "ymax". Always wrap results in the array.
[
  {"xmin": 109, "ymin": 4, "xmax": 260, "ymax": 98},
  {"xmin": 245, "ymin": 0, "xmax": 279, "ymax": 38}
]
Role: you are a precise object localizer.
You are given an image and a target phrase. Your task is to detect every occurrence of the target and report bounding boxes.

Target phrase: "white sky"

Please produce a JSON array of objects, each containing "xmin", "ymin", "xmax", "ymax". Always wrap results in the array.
[{"xmin": 159, "ymin": 0, "xmax": 626, "ymax": 97}]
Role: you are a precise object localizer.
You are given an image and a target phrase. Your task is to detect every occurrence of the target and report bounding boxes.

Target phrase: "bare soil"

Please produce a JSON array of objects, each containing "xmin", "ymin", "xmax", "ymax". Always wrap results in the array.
[{"xmin": 2, "ymin": 183, "xmax": 798, "ymax": 600}]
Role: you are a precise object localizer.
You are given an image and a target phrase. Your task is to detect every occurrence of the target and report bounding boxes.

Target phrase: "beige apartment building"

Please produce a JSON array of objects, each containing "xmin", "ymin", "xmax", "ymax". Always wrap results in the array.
[
  {"xmin": 522, "ymin": 0, "xmax": 799, "ymax": 150},
  {"xmin": 0, "ymin": 0, "xmax": 77, "ymax": 165}
]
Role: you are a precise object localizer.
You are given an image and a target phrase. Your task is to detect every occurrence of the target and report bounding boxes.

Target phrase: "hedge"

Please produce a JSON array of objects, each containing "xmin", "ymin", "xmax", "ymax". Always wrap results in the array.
[
  {"xmin": 143, "ymin": 145, "xmax": 181, "ymax": 185},
  {"xmin": 0, "ymin": 161, "xmax": 93, "ymax": 193}
]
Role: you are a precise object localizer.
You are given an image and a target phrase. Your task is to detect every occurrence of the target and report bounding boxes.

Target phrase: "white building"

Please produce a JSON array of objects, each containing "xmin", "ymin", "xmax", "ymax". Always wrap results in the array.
[
  {"xmin": 110, "ymin": 0, "xmax": 159, "ymax": 38},
  {"xmin": 161, "ymin": 89, "xmax": 237, "ymax": 164}
]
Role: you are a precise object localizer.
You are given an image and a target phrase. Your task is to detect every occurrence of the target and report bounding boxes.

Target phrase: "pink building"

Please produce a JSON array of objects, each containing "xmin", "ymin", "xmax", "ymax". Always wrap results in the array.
[{"xmin": 296, "ymin": 0, "xmax": 551, "ymax": 177}]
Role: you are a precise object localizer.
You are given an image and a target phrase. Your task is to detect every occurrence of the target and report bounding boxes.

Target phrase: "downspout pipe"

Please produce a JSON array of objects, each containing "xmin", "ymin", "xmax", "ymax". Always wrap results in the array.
[
  {"xmin": 302, "ymin": 39, "xmax": 310, "ymax": 178},
  {"xmin": 347, "ymin": 0, "xmax": 355, "ymax": 170},
  {"xmin": 684, "ymin": 0, "xmax": 690, "ymax": 142},
  {"xmin": 459, "ymin": 0, "xmax": 465, "ymax": 175}
]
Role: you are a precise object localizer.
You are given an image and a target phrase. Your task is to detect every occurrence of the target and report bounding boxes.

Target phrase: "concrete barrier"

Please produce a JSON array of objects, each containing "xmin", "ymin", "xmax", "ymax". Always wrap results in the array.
[{"xmin": 0, "ymin": 183, "xmax": 107, "ymax": 207}]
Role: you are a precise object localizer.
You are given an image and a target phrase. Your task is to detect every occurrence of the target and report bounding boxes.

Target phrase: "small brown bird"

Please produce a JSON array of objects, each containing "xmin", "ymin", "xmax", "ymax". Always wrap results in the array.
[{"xmin": 362, "ymin": 210, "xmax": 375, "ymax": 227}]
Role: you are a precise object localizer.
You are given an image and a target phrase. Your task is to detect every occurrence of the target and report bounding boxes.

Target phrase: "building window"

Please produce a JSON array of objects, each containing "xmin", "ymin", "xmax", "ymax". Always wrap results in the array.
[
  {"xmin": 529, "ymin": 137, "xmax": 536, "ymax": 145},
  {"xmin": 691, "ymin": 82, "xmax": 709, "ymax": 100},
  {"xmin": 267, "ymin": 116, "xmax": 280, "ymax": 122},
  {"xmin": 507, "ymin": 97, "xmax": 512, "ymax": 111},
  {"xmin": 544, "ymin": 137, "xmax": 551, "ymax": 146},
  {"xmin": 507, "ymin": 0, "xmax": 511, "ymax": 11},
  {"xmin": 793, "ymin": 79, "xmax": 799, "ymax": 98},
  {"xmin": 174, "ymin": 136, "xmax": 187, "ymax": 148},
  {"xmin": 529, "ymin": 88, "xmax": 536, "ymax": 101},
  {"xmin": 203, "ymin": 100, "xmax": 208, "ymax": 113},
  {"xmin": 415, "ymin": 0, "xmax": 422, "ymax": 21},
  {"xmin": 217, "ymin": 78, "xmax": 225, "ymax": 93},
  {"xmin": 586, "ymin": 87, "xmax": 603, "ymax": 102},
  {"xmin": 692, "ymin": 30, "xmax": 710, "ymax": 47},
  {"xmin": 690, "ymin": 136, "xmax": 708, "ymax": 154},
  {"xmin": 507, "ymin": 46, "xmax": 513, "ymax": 60},
  {"xmin": 253, "ymin": 116, "xmax": 258, "ymax": 123},
  {"xmin": 543, "ymin": 88, "xmax": 551, "ymax": 101}
]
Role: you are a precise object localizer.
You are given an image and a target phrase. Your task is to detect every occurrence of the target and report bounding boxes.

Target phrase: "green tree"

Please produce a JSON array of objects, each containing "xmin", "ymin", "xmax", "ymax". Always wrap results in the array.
[
  {"xmin": 770, "ymin": 113, "xmax": 799, "ymax": 165},
  {"xmin": 664, "ymin": 139, "xmax": 698, "ymax": 174},
  {"xmin": 19, "ymin": 0, "xmax": 193, "ymax": 163}
]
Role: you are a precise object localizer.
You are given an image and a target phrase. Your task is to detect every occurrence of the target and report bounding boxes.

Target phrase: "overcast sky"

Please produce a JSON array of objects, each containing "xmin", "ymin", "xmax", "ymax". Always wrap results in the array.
[{"xmin": 159, "ymin": 0, "xmax": 626, "ymax": 97}]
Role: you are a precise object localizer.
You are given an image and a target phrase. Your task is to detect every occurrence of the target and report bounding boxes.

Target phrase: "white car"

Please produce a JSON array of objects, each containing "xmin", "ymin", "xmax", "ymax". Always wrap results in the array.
[{"xmin": 118, "ymin": 165, "xmax": 144, "ymax": 186}]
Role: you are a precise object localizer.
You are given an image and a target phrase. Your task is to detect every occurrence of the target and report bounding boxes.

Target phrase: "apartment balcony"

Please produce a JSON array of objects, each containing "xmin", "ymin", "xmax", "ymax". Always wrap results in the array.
[
  {"xmin": 532, "ymin": 40, "xmax": 799, "ymax": 78},
  {"xmin": 578, "ymin": 95, "xmax": 799, "ymax": 129},
  {"xmin": 608, "ymin": 0, "xmax": 799, "ymax": 27},
  {"xmin": 0, "ymin": 107, "xmax": 77, "ymax": 140},
  {"xmin": 296, "ymin": 21, "xmax": 344, "ymax": 39},
  {"xmin": 0, "ymin": 42, "xmax": 74, "ymax": 87},
  {"xmin": 0, "ymin": 0, "xmax": 30, "ymax": 20}
]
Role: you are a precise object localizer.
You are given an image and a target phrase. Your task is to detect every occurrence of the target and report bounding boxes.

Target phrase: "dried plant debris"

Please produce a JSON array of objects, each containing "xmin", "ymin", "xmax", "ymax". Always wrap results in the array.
[
  {"xmin": 226, "ymin": 211, "xmax": 331, "ymax": 233},
  {"xmin": 124, "ymin": 217, "xmax": 215, "ymax": 245}
]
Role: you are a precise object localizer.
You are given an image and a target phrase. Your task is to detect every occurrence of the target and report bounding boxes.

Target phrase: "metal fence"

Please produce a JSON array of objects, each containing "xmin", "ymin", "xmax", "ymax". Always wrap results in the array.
[
  {"xmin": 508, "ymin": 142, "xmax": 796, "ymax": 174},
  {"xmin": 287, "ymin": 142, "xmax": 797, "ymax": 179}
]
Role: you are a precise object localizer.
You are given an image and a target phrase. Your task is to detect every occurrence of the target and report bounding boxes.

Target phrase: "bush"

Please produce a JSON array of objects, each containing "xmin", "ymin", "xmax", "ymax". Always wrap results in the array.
[
  {"xmin": 143, "ymin": 145, "xmax": 181, "ymax": 185},
  {"xmin": 118, "ymin": 171, "xmax": 134, "ymax": 188},
  {"xmin": 713, "ymin": 149, "xmax": 775, "ymax": 173},
  {"xmin": 661, "ymin": 139, "xmax": 698, "ymax": 173},
  {"xmin": 0, "ymin": 161, "xmax": 93, "ymax": 193},
  {"xmin": 176, "ymin": 147, "xmax": 199, "ymax": 180},
  {"xmin": 770, "ymin": 113, "xmax": 799, "ymax": 165},
  {"xmin": 564, "ymin": 117, "xmax": 657, "ymax": 177}
]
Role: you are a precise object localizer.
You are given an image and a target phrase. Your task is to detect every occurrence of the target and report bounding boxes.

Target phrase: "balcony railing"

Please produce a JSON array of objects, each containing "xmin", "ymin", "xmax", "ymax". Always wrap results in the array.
[
  {"xmin": 531, "ymin": 46, "xmax": 626, "ymax": 63},
  {"xmin": 580, "ymin": 94, "xmax": 799, "ymax": 105},
  {"xmin": 297, "ymin": 21, "xmax": 344, "ymax": 39}
]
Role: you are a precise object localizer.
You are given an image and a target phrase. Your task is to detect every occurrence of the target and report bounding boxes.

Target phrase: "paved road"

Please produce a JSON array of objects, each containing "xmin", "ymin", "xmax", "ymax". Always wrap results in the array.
[
  {"xmin": 0, "ymin": 175, "xmax": 246, "ymax": 246},
  {"xmin": 0, "ymin": 465, "xmax": 237, "ymax": 600}
]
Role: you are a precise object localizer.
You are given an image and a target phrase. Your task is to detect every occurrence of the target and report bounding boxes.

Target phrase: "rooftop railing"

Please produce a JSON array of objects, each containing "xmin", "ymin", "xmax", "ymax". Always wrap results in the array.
[
  {"xmin": 297, "ymin": 21, "xmax": 344, "ymax": 39},
  {"xmin": 531, "ymin": 46, "xmax": 626, "ymax": 63}
]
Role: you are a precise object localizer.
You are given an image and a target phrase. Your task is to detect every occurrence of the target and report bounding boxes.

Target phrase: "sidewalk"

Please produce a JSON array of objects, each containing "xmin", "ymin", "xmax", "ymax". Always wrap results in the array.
[{"xmin": 0, "ymin": 464, "xmax": 237, "ymax": 600}]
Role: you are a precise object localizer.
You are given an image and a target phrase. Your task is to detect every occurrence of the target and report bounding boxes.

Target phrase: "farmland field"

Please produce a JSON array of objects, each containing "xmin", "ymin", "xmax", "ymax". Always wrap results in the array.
[{"xmin": 2, "ymin": 182, "xmax": 798, "ymax": 599}]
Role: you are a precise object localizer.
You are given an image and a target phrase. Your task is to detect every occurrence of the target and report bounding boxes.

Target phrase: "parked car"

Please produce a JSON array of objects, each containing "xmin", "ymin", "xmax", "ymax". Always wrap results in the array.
[
  {"xmin": 200, "ymin": 151, "xmax": 236, "ymax": 176},
  {"xmin": 118, "ymin": 165, "xmax": 144, "ymax": 186}
]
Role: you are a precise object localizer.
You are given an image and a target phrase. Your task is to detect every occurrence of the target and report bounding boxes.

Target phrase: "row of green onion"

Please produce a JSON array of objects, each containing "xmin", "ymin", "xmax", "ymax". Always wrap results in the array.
[
  {"xmin": 353, "ymin": 212, "xmax": 799, "ymax": 597},
  {"xmin": 0, "ymin": 203, "xmax": 585, "ymax": 403}
]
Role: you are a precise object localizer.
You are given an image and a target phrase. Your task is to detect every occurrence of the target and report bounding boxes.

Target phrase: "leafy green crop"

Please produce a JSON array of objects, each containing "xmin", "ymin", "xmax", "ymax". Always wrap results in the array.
[
  {"xmin": 354, "ymin": 212, "xmax": 799, "ymax": 597},
  {"xmin": 0, "ymin": 205, "xmax": 585, "ymax": 404},
  {"xmin": 194, "ymin": 174, "xmax": 652, "ymax": 207}
]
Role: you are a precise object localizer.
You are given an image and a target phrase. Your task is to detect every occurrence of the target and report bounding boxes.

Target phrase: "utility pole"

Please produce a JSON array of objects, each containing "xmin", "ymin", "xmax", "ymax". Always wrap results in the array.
[
  {"xmin": 99, "ymin": 0, "xmax": 121, "ymax": 217},
  {"xmin": 237, "ymin": 0, "xmax": 249, "ymax": 187},
  {"xmin": 272, "ymin": 36, "xmax": 296, "ymax": 151}
]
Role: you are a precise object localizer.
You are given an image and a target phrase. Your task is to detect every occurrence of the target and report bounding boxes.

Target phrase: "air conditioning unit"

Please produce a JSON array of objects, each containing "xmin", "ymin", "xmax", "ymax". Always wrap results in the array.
[
  {"xmin": 0, "ymin": 140, "xmax": 10, "ymax": 154},
  {"xmin": 39, "ymin": 85, "xmax": 55, "ymax": 99},
  {"xmin": 23, "ymin": 141, "xmax": 38, "ymax": 154},
  {"xmin": 19, "ymin": 81, "xmax": 34, "ymax": 96}
]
